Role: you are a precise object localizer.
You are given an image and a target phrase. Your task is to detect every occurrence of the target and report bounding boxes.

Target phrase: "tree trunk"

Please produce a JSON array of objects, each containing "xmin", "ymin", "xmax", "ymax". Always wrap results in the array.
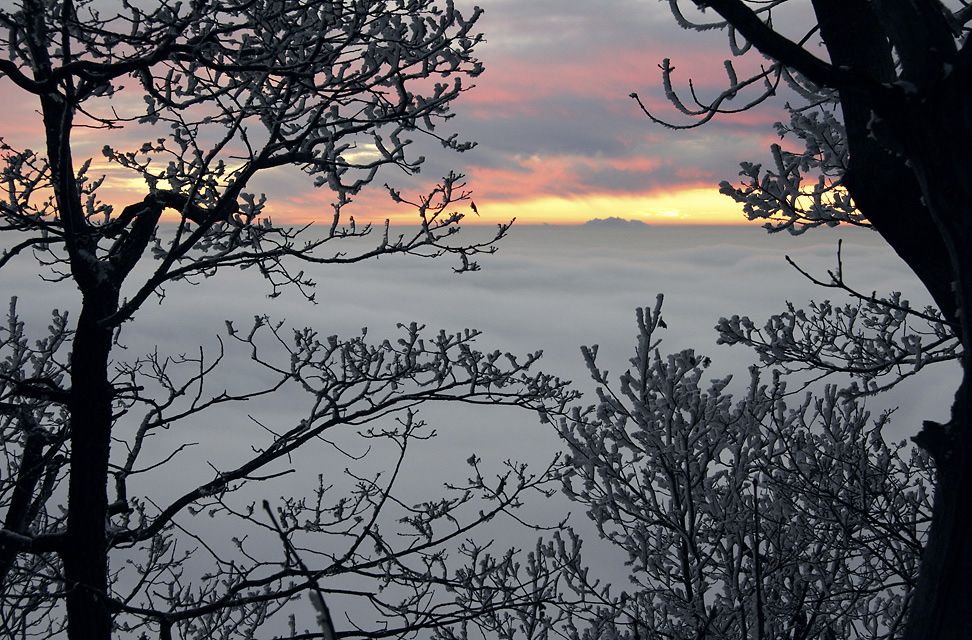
[
  {"xmin": 812, "ymin": 2, "xmax": 972, "ymax": 636},
  {"xmin": 29, "ymin": 11, "xmax": 120, "ymax": 634},
  {"xmin": 811, "ymin": 0, "xmax": 960, "ymax": 325},
  {"xmin": 62, "ymin": 297, "xmax": 116, "ymax": 640},
  {"xmin": 894, "ymin": 85, "xmax": 972, "ymax": 640},
  {"xmin": 906, "ymin": 380, "xmax": 972, "ymax": 640}
]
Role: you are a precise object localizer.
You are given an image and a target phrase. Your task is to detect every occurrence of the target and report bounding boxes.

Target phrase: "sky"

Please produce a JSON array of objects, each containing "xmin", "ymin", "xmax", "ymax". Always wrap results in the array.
[
  {"xmin": 338, "ymin": 0, "xmax": 796, "ymax": 225},
  {"xmin": 1, "ymin": 4, "xmax": 957, "ymax": 629},
  {"xmin": 5, "ymin": 0, "xmax": 948, "ymax": 503},
  {"xmin": 1, "ymin": 0, "xmax": 802, "ymax": 226}
]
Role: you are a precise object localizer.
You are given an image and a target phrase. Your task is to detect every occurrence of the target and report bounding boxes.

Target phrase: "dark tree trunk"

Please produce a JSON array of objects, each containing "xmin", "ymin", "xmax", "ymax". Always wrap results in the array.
[
  {"xmin": 714, "ymin": 1, "xmax": 972, "ymax": 635},
  {"xmin": 892, "ymin": 75, "xmax": 972, "ymax": 640},
  {"xmin": 819, "ymin": 4, "xmax": 972, "ymax": 635},
  {"xmin": 62, "ymin": 296, "xmax": 117, "ymax": 640},
  {"xmin": 906, "ymin": 386, "xmax": 972, "ymax": 640},
  {"xmin": 811, "ymin": 0, "xmax": 960, "ymax": 326}
]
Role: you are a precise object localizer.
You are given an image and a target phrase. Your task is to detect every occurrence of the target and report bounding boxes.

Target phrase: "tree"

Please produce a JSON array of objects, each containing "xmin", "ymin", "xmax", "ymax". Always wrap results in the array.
[
  {"xmin": 553, "ymin": 296, "xmax": 935, "ymax": 640},
  {"xmin": 0, "ymin": 2, "xmax": 574, "ymax": 639},
  {"xmin": 630, "ymin": 2, "xmax": 972, "ymax": 637}
]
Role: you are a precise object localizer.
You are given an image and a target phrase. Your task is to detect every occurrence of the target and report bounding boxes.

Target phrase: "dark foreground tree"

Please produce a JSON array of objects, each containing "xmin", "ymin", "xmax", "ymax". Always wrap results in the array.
[
  {"xmin": 632, "ymin": 2, "xmax": 972, "ymax": 637},
  {"xmin": 0, "ymin": 2, "xmax": 574, "ymax": 639}
]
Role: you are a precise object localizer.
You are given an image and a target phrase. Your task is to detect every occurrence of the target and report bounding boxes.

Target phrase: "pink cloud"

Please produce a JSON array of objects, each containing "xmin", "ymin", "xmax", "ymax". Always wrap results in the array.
[{"xmin": 0, "ymin": 4, "xmax": 813, "ymax": 228}]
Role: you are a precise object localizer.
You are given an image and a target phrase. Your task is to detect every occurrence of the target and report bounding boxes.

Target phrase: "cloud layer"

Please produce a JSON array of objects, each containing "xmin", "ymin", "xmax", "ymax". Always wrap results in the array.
[{"xmin": 1, "ymin": 222, "xmax": 949, "ymax": 627}]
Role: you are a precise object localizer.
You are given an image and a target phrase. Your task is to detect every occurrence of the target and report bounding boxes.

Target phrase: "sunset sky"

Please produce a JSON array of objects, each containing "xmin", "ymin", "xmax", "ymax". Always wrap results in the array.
[
  {"xmin": 349, "ymin": 0, "xmax": 798, "ymax": 226},
  {"xmin": 4, "ymin": 0, "xmax": 806, "ymax": 226}
]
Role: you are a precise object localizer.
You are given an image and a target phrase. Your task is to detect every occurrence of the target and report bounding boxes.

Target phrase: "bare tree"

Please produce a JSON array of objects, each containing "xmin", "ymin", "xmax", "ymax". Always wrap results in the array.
[
  {"xmin": 552, "ymin": 296, "xmax": 933, "ymax": 640},
  {"xmin": 0, "ymin": 2, "xmax": 575, "ymax": 639},
  {"xmin": 631, "ymin": 2, "xmax": 972, "ymax": 637}
]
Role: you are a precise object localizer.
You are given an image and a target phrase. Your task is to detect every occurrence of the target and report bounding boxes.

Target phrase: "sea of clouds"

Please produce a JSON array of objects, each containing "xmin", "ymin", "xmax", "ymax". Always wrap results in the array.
[
  {"xmin": 2, "ymin": 220, "xmax": 956, "ymax": 630},
  {"xmin": 4, "ymin": 219, "xmax": 955, "ymax": 508}
]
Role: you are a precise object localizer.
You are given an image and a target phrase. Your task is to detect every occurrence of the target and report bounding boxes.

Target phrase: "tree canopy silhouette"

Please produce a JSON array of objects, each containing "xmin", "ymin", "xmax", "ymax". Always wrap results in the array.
[{"xmin": 0, "ymin": 2, "xmax": 574, "ymax": 638}]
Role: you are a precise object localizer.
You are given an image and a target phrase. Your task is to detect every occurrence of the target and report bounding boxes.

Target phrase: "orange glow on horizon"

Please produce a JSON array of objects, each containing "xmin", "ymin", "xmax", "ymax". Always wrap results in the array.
[
  {"xmin": 487, "ymin": 189, "xmax": 753, "ymax": 226},
  {"xmin": 284, "ymin": 187, "xmax": 755, "ymax": 227},
  {"xmin": 15, "ymin": 155, "xmax": 753, "ymax": 228}
]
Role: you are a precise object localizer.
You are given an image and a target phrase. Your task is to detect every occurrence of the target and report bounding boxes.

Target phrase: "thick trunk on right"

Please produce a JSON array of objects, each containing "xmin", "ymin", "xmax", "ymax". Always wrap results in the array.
[
  {"xmin": 892, "ymin": 81, "xmax": 972, "ymax": 640},
  {"xmin": 812, "ymin": 0, "xmax": 959, "ymax": 326},
  {"xmin": 905, "ymin": 394, "xmax": 972, "ymax": 640},
  {"xmin": 812, "ymin": 2, "xmax": 972, "ymax": 637}
]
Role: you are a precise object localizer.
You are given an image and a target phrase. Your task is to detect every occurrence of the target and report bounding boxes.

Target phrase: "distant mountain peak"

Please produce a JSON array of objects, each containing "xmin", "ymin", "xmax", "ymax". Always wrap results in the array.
[{"xmin": 583, "ymin": 217, "xmax": 650, "ymax": 227}]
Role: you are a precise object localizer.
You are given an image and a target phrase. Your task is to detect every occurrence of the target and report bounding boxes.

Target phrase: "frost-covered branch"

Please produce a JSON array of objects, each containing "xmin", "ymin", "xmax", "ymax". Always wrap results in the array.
[
  {"xmin": 716, "ymin": 248, "xmax": 960, "ymax": 397},
  {"xmin": 719, "ymin": 100, "xmax": 872, "ymax": 233},
  {"xmin": 551, "ymin": 297, "xmax": 931, "ymax": 640}
]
